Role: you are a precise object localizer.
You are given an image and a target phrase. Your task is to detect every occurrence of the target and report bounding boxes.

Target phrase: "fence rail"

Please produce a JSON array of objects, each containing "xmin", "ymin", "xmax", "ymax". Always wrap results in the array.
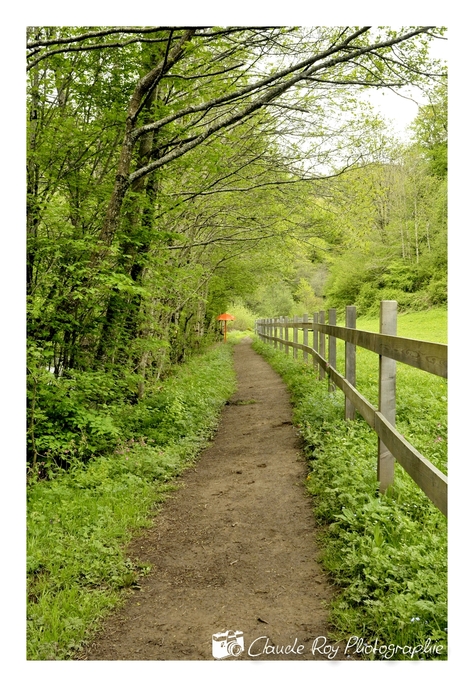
[{"xmin": 256, "ymin": 301, "xmax": 447, "ymax": 517}]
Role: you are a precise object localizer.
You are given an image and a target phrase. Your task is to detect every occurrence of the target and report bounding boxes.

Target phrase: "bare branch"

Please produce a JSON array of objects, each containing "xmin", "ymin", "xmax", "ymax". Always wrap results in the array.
[
  {"xmin": 129, "ymin": 27, "xmax": 433, "ymax": 184},
  {"xmin": 131, "ymin": 27, "xmax": 373, "ymax": 141},
  {"xmin": 27, "ymin": 26, "xmax": 167, "ymax": 49}
]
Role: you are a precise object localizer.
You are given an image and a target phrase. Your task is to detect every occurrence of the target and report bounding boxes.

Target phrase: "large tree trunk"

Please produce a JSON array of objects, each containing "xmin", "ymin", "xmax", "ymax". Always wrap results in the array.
[{"xmin": 97, "ymin": 29, "xmax": 196, "ymax": 249}]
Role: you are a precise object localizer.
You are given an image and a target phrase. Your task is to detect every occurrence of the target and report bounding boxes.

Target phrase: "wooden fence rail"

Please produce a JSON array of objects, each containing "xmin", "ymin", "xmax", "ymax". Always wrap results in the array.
[{"xmin": 255, "ymin": 301, "xmax": 447, "ymax": 517}]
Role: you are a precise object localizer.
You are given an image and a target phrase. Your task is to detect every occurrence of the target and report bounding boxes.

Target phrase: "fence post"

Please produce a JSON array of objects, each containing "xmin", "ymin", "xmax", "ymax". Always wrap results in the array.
[
  {"xmin": 345, "ymin": 305, "xmax": 357, "ymax": 420},
  {"xmin": 279, "ymin": 317, "xmax": 283, "ymax": 351},
  {"xmin": 328, "ymin": 308, "xmax": 337, "ymax": 391},
  {"xmin": 319, "ymin": 310, "xmax": 326, "ymax": 380},
  {"xmin": 312, "ymin": 312, "xmax": 318, "ymax": 369},
  {"xmin": 284, "ymin": 316, "xmax": 289, "ymax": 355},
  {"xmin": 293, "ymin": 316, "xmax": 298, "ymax": 359},
  {"xmin": 303, "ymin": 313, "xmax": 309, "ymax": 363},
  {"xmin": 378, "ymin": 300, "xmax": 397, "ymax": 492},
  {"xmin": 272, "ymin": 318, "xmax": 276, "ymax": 348}
]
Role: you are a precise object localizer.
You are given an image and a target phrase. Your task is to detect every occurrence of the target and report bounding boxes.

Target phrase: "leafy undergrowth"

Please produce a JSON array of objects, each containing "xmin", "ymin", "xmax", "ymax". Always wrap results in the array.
[
  {"xmin": 252, "ymin": 337, "xmax": 447, "ymax": 660},
  {"xmin": 27, "ymin": 343, "xmax": 236, "ymax": 660}
]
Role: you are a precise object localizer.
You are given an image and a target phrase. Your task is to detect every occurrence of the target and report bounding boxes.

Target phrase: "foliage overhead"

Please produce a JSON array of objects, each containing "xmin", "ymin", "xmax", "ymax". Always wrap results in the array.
[{"xmin": 26, "ymin": 26, "xmax": 447, "ymax": 471}]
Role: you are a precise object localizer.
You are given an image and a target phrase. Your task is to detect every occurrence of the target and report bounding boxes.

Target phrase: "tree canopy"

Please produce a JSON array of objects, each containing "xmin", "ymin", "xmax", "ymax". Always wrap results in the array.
[{"xmin": 26, "ymin": 25, "xmax": 447, "ymax": 472}]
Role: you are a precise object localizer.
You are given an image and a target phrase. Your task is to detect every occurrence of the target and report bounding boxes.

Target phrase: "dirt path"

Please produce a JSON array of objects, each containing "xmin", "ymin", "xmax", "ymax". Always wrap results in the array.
[{"xmin": 83, "ymin": 339, "xmax": 350, "ymax": 661}]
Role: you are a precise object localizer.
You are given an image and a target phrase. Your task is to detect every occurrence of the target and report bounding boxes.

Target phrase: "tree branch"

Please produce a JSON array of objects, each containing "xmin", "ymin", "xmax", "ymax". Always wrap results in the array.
[
  {"xmin": 27, "ymin": 26, "xmax": 168, "ymax": 49},
  {"xmin": 129, "ymin": 28, "xmax": 433, "ymax": 184},
  {"xmin": 131, "ymin": 27, "xmax": 372, "ymax": 142}
]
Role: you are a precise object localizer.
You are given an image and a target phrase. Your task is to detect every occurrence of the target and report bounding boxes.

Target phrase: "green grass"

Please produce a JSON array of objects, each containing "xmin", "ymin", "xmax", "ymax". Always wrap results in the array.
[
  {"xmin": 356, "ymin": 307, "xmax": 447, "ymax": 343},
  {"xmin": 253, "ymin": 309, "xmax": 447, "ymax": 660},
  {"xmin": 351, "ymin": 309, "xmax": 447, "ymax": 476},
  {"xmin": 226, "ymin": 329, "xmax": 255, "ymax": 342},
  {"xmin": 275, "ymin": 308, "xmax": 447, "ymax": 475},
  {"xmin": 27, "ymin": 343, "xmax": 236, "ymax": 660}
]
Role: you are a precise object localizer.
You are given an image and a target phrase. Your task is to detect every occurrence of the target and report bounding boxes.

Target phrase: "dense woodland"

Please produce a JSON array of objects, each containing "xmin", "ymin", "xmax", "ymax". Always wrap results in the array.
[{"xmin": 27, "ymin": 26, "xmax": 447, "ymax": 476}]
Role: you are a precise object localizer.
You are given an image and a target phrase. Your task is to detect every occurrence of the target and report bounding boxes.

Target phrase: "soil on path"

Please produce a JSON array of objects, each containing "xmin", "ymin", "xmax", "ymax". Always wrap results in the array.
[{"xmin": 83, "ymin": 339, "xmax": 350, "ymax": 661}]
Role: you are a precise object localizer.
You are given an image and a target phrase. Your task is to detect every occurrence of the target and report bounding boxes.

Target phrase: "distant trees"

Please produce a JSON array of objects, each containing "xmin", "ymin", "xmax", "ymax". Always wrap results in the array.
[{"xmin": 323, "ymin": 87, "xmax": 447, "ymax": 314}]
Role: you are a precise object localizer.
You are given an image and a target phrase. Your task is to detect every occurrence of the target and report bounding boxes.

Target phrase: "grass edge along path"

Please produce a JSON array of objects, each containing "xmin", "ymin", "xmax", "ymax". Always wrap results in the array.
[
  {"xmin": 252, "ymin": 336, "xmax": 447, "ymax": 661},
  {"xmin": 27, "ymin": 342, "xmax": 237, "ymax": 660}
]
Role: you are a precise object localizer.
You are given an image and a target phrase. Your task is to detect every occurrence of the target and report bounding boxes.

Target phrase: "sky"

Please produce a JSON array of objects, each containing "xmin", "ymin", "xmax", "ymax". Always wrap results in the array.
[
  {"xmin": 364, "ymin": 32, "xmax": 448, "ymax": 140},
  {"xmin": 367, "ymin": 88, "xmax": 428, "ymax": 140}
]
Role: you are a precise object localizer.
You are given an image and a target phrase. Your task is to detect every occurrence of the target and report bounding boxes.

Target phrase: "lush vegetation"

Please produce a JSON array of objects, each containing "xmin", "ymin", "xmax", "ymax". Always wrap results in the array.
[
  {"xmin": 27, "ymin": 343, "xmax": 236, "ymax": 659},
  {"xmin": 252, "ymin": 308, "xmax": 447, "ymax": 659},
  {"xmin": 27, "ymin": 27, "xmax": 446, "ymax": 476},
  {"xmin": 231, "ymin": 88, "xmax": 447, "ymax": 321},
  {"xmin": 26, "ymin": 26, "xmax": 448, "ymax": 661}
]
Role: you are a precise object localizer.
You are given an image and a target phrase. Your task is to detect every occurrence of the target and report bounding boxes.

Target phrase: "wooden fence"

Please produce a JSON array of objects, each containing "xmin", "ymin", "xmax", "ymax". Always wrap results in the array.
[{"xmin": 255, "ymin": 301, "xmax": 448, "ymax": 517}]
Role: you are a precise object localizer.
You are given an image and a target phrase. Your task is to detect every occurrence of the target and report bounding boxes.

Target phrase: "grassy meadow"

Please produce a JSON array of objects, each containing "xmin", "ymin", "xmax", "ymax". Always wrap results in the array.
[{"xmin": 283, "ymin": 307, "xmax": 447, "ymax": 474}]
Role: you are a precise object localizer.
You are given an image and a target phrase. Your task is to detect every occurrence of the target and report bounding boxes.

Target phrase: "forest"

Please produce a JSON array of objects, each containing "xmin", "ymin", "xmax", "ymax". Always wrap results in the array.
[
  {"xmin": 25, "ymin": 25, "xmax": 449, "ymax": 663},
  {"xmin": 27, "ymin": 25, "xmax": 447, "ymax": 476}
]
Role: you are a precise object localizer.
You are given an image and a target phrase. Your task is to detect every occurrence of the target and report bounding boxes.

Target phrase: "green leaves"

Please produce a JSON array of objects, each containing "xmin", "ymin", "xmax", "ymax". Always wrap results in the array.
[
  {"xmin": 27, "ymin": 342, "xmax": 236, "ymax": 659},
  {"xmin": 323, "ymin": 141, "xmax": 447, "ymax": 314},
  {"xmin": 253, "ymin": 335, "xmax": 447, "ymax": 659},
  {"xmin": 27, "ymin": 26, "xmax": 447, "ymax": 419}
]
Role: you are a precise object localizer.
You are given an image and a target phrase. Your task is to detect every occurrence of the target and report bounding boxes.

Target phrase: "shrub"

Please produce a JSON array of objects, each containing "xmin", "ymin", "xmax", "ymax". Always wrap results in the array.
[
  {"xmin": 27, "ymin": 341, "xmax": 236, "ymax": 659},
  {"xmin": 427, "ymin": 277, "xmax": 447, "ymax": 305}
]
